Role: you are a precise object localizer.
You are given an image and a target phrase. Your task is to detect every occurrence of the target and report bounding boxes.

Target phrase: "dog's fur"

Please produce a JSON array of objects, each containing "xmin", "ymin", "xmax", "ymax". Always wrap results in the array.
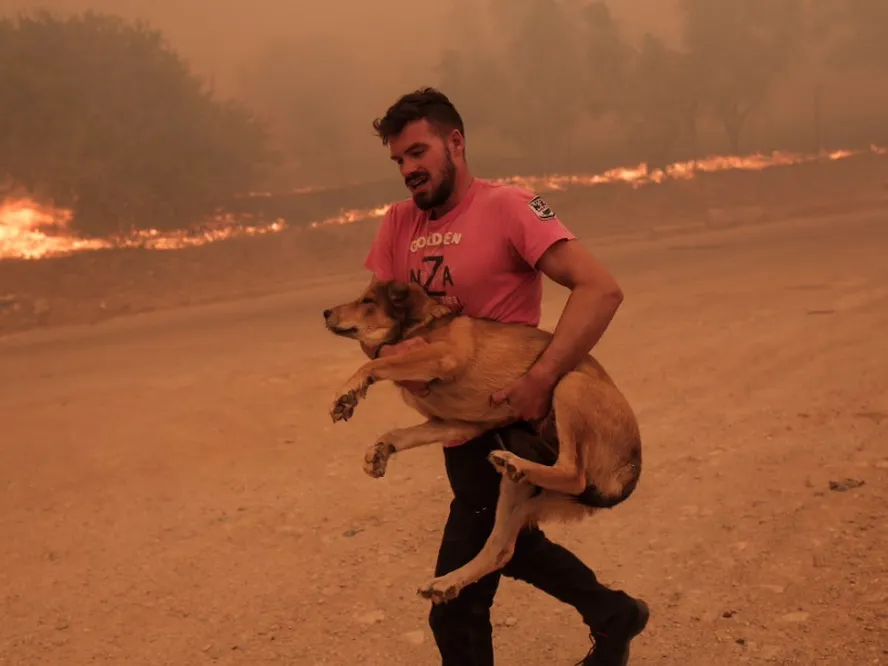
[{"xmin": 323, "ymin": 279, "xmax": 642, "ymax": 603}]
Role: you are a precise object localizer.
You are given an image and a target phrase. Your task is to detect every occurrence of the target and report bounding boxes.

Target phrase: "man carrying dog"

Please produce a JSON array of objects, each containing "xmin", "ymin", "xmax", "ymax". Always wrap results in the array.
[{"xmin": 359, "ymin": 87, "xmax": 649, "ymax": 666}]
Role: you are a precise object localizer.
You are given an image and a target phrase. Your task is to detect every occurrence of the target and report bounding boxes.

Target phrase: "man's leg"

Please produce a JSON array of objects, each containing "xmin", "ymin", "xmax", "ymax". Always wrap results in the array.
[
  {"xmin": 428, "ymin": 423, "xmax": 647, "ymax": 664},
  {"xmin": 428, "ymin": 498, "xmax": 502, "ymax": 666},
  {"xmin": 497, "ymin": 421, "xmax": 634, "ymax": 625},
  {"xmin": 497, "ymin": 422, "xmax": 649, "ymax": 663},
  {"xmin": 427, "ymin": 432, "xmax": 507, "ymax": 666},
  {"xmin": 502, "ymin": 527, "xmax": 638, "ymax": 628},
  {"xmin": 502, "ymin": 528, "xmax": 648, "ymax": 665}
]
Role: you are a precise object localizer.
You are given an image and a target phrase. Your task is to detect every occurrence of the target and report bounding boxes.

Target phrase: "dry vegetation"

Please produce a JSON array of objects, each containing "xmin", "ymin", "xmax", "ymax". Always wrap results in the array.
[{"xmin": 2, "ymin": 155, "xmax": 886, "ymax": 337}]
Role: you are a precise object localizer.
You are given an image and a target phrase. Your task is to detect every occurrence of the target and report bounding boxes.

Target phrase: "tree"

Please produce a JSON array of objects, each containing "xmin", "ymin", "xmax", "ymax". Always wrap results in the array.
[
  {"xmin": 680, "ymin": 0, "xmax": 799, "ymax": 153},
  {"xmin": 236, "ymin": 36, "xmax": 365, "ymax": 184},
  {"xmin": 772, "ymin": 0, "xmax": 857, "ymax": 153},
  {"xmin": 489, "ymin": 0, "xmax": 583, "ymax": 167},
  {"xmin": 836, "ymin": 0, "xmax": 888, "ymax": 71},
  {"xmin": 436, "ymin": 46, "xmax": 510, "ymax": 139},
  {"xmin": 622, "ymin": 34, "xmax": 702, "ymax": 171},
  {"xmin": 800, "ymin": 1, "xmax": 848, "ymax": 153},
  {"xmin": 433, "ymin": 0, "xmax": 511, "ymax": 140},
  {"xmin": 0, "ymin": 10, "xmax": 272, "ymax": 236},
  {"xmin": 480, "ymin": 0, "xmax": 629, "ymax": 169},
  {"xmin": 575, "ymin": 1, "xmax": 634, "ymax": 119}
]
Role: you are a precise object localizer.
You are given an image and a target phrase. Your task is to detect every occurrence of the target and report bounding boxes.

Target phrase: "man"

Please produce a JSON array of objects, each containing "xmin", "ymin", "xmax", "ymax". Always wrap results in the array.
[{"xmin": 360, "ymin": 87, "xmax": 649, "ymax": 665}]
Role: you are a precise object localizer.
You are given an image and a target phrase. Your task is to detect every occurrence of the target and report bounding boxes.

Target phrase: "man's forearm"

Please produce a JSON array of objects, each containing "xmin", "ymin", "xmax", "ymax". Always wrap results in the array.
[{"xmin": 528, "ymin": 284, "xmax": 623, "ymax": 385}]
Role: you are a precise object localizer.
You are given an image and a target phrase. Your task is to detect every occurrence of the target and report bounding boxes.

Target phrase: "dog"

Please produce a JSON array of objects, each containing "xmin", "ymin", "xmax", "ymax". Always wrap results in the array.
[{"xmin": 323, "ymin": 278, "xmax": 642, "ymax": 603}]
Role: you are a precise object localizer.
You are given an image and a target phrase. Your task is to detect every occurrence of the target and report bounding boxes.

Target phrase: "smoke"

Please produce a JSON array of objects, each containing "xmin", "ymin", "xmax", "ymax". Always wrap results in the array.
[{"xmin": 1, "ymin": 0, "xmax": 886, "ymax": 191}]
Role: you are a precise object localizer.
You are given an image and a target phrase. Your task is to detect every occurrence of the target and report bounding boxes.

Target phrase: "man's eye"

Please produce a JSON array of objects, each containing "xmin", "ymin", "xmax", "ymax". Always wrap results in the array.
[{"xmin": 361, "ymin": 298, "xmax": 374, "ymax": 305}]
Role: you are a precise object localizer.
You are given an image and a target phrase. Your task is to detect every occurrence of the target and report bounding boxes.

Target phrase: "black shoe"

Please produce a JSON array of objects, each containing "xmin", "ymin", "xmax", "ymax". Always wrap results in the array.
[{"xmin": 577, "ymin": 598, "xmax": 650, "ymax": 666}]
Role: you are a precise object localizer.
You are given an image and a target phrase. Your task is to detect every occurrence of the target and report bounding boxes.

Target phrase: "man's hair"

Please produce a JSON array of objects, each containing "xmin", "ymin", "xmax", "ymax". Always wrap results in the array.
[{"xmin": 372, "ymin": 87, "xmax": 465, "ymax": 146}]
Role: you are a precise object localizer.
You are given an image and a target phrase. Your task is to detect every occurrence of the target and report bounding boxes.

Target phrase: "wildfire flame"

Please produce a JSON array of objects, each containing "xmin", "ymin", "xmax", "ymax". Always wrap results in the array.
[
  {"xmin": 2, "ymin": 145, "xmax": 884, "ymax": 261},
  {"xmin": 0, "ymin": 198, "xmax": 287, "ymax": 261}
]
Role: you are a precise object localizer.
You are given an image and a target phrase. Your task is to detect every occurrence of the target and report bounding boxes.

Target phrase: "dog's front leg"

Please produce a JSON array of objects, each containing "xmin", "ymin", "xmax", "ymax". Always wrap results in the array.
[
  {"xmin": 364, "ymin": 420, "xmax": 485, "ymax": 478},
  {"xmin": 329, "ymin": 365, "xmax": 376, "ymax": 423},
  {"xmin": 330, "ymin": 343, "xmax": 458, "ymax": 423}
]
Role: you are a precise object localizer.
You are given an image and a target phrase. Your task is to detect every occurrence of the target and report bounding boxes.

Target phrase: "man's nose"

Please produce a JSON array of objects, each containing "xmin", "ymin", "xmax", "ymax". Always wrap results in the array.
[
  {"xmin": 323, "ymin": 309, "xmax": 332, "ymax": 318},
  {"xmin": 401, "ymin": 160, "xmax": 418, "ymax": 178}
]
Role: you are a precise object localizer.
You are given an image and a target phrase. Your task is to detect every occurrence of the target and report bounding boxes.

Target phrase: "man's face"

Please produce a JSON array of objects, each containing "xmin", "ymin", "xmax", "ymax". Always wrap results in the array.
[{"xmin": 388, "ymin": 119, "xmax": 459, "ymax": 211}]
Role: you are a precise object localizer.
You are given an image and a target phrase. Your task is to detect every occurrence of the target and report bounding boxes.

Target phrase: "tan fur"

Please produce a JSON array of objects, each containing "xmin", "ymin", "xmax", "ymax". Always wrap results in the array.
[{"xmin": 324, "ymin": 279, "xmax": 642, "ymax": 603}]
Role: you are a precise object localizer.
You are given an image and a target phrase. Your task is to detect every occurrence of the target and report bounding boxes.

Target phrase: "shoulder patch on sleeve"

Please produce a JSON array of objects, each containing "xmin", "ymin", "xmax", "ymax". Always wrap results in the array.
[{"xmin": 528, "ymin": 195, "xmax": 556, "ymax": 221}]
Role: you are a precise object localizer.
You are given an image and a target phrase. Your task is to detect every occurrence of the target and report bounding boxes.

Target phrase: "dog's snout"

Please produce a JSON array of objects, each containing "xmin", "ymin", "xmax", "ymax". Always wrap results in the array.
[{"xmin": 323, "ymin": 309, "xmax": 332, "ymax": 319}]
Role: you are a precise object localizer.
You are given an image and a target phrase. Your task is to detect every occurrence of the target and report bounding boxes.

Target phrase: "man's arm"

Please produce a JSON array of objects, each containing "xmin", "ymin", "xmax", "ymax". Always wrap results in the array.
[
  {"xmin": 493, "ymin": 187, "xmax": 622, "ymax": 385},
  {"xmin": 526, "ymin": 238, "xmax": 623, "ymax": 386},
  {"xmin": 489, "ymin": 188, "xmax": 623, "ymax": 421}
]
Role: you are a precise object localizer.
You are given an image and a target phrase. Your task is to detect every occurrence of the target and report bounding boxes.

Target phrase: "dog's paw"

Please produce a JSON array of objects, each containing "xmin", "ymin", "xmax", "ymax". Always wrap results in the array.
[
  {"xmin": 487, "ymin": 450, "xmax": 526, "ymax": 483},
  {"xmin": 330, "ymin": 374, "xmax": 374, "ymax": 423},
  {"xmin": 417, "ymin": 576, "xmax": 461, "ymax": 605},
  {"xmin": 363, "ymin": 440, "xmax": 395, "ymax": 478},
  {"xmin": 330, "ymin": 390, "xmax": 359, "ymax": 423}
]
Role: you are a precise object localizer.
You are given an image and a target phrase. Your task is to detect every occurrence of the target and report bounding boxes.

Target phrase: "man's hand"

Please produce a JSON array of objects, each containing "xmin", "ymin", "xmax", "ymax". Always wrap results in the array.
[
  {"xmin": 490, "ymin": 366, "xmax": 558, "ymax": 423},
  {"xmin": 360, "ymin": 338, "xmax": 431, "ymax": 397}
]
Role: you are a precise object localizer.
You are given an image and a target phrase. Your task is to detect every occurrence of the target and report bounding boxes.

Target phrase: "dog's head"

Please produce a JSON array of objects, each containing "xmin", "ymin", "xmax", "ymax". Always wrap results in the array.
[{"xmin": 323, "ymin": 280, "xmax": 451, "ymax": 346}]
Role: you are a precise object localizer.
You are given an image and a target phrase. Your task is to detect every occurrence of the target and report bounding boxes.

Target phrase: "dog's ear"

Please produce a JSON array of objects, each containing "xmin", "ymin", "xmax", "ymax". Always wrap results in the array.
[
  {"xmin": 381, "ymin": 280, "xmax": 418, "ymax": 321},
  {"xmin": 386, "ymin": 281, "xmax": 412, "ymax": 308}
]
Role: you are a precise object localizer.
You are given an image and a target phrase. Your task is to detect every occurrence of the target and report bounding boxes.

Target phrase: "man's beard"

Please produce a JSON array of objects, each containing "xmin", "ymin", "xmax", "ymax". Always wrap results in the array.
[{"xmin": 412, "ymin": 149, "xmax": 457, "ymax": 212}]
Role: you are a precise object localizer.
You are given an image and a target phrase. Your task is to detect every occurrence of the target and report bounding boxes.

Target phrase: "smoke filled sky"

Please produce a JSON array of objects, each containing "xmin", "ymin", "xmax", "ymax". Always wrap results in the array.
[
  {"xmin": 2, "ymin": 0, "xmax": 884, "ymax": 190},
  {"xmin": 0, "ymin": 0, "xmax": 679, "ymax": 93}
]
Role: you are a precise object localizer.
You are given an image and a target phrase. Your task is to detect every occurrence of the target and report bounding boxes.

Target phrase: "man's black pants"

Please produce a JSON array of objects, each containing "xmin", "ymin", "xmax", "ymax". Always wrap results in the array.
[{"xmin": 428, "ymin": 423, "xmax": 633, "ymax": 665}]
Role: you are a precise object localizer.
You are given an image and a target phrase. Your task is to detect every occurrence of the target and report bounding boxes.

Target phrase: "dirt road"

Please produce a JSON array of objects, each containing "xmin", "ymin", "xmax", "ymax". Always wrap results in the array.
[{"xmin": 1, "ymin": 208, "xmax": 886, "ymax": 665}]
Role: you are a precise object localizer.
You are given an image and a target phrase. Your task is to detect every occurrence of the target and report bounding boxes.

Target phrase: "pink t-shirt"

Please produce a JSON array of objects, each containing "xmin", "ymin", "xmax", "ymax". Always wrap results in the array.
[{"xmin": 364, "ymin": 177, "xmax": 575, "ymax": 326}]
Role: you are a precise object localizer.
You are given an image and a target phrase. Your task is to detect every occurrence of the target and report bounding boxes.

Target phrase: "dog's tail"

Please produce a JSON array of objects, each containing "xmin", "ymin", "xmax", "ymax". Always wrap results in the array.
[{"xmin": 574, "ymin": 451, "xmax": 642, "ymax": 509}]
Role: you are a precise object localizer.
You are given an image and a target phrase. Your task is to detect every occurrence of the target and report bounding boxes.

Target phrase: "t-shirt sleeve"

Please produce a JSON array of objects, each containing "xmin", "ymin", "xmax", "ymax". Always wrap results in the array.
[
  {"xmin": 363, "ymin": 206, "xmax": 397, "ymax": 281},
  {"xmin": 498, "ymin": 186, "xmax": 576, "ymax": 268}
]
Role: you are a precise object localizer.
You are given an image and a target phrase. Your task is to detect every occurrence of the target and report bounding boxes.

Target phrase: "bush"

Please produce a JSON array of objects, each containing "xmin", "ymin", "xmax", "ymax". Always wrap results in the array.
[{"xmin": 0, "ymin": 10, "xmax": 274, "ymax": 236}]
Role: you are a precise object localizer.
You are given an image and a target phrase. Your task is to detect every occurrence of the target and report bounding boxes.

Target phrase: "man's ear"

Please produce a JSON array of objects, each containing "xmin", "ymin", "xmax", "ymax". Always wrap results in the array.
[{"xmin": 448, "ymin": 128, "xmax": 465, "ymax": 159}]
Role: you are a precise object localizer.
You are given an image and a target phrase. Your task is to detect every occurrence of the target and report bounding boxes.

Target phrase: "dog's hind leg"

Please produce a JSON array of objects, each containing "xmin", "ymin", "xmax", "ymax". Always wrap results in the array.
[
  {"xmin": 488, "ymin": 434, "xmax": 587, "ymax": 495},
  {"xmin": 417, "ymin": 477, "xmax": 538, "ymax": 604},
  {"xmin": 364, "ymin": 420, "xmax": 486, "ymax": 478},
  {"xmin": 487, "ymin": 384, "xmax": 587, "ymax": 495}
]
